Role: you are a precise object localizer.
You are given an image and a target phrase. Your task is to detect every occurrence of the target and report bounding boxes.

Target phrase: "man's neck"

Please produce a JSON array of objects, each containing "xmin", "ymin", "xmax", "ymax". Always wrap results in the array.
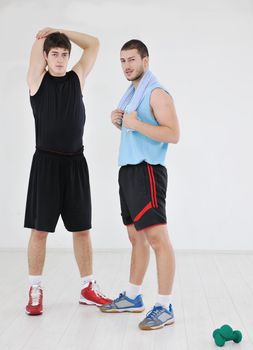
[{"xmin": 48, "ymin": 69, "xmax": 66, "ymax": 77}]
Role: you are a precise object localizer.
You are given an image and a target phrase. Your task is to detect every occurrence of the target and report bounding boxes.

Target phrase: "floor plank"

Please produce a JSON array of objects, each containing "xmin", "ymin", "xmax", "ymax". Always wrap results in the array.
[{"xmin": 0, "ymin": 251, "xmax": 253, "ymax": 350}]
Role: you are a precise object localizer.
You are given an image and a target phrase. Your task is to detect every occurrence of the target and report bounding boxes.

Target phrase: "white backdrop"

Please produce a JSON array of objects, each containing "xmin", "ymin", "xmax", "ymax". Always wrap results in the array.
[{"xmin": 0, "ymin": 0, "xmax": 252, "ymax": 250}]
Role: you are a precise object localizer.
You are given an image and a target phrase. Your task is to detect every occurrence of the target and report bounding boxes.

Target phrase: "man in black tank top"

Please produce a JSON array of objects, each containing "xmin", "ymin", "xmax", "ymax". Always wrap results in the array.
[{"xmin": 24, "ymin": 27, "xmax": 111, "ymax": 315}]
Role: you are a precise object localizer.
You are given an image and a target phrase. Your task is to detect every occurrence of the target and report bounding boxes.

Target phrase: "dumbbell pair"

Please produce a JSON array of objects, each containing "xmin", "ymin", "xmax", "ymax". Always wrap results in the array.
[{"xmin": 212, "ymin": 324, "xmax": 242, "ymax": 347}]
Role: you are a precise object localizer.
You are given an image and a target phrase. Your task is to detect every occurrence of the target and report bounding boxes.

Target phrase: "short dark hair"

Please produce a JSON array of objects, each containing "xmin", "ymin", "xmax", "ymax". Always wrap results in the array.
[
  {"xmin": 121, "ymin": 39, "xmax": 149, "ymax": 59},
  {"xmin": 43, "ymin": 32, "xmax": 71, "ymax": 55}
]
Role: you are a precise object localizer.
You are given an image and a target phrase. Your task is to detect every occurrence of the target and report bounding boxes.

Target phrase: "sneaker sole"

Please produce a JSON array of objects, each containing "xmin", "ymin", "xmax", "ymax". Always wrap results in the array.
[
  {"xmin": 79, "ymin": 296, "xmax": 105, "ymax": 307},
  {"xmin": 139, "ymin": 318, "xmax": 175, "ymax": 330},
  {"xmin": 25, "ymin": 310, "xmax": 43, "ymax": 316},
  {"xmin": 100, "ymin": 307, "xmax": 145, "ymax": 313}
]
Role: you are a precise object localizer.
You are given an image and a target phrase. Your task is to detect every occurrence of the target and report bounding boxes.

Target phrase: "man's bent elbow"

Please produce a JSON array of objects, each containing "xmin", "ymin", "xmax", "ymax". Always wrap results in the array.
[
  {"xmin": 165, "ymin": 138, "xmax": 179, "ymax": 144},
  {"xmin": 93, "ymin": 37, "xmax": 100, "ymax": 48},
  {"xmin": 165, "ymin": 130, "xmax": 180, "ymax": 144},
  {"xmin": 172, "ymin": 134, "xmax": 180, "ymax": 144}
]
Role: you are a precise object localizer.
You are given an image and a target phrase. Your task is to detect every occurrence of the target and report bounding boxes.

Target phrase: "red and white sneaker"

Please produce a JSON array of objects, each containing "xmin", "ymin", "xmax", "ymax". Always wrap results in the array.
[
  {"xmin": 79, "ymin": 280, "xmax": 112, "ymax": 306},
  {"xmin": 26, "ymin": 285, "xmax": 43, "ymax": 315}
]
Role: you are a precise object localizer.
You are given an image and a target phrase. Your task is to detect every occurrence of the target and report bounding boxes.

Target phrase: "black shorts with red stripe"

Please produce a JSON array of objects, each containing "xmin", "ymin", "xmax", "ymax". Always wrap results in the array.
[{"xmin": 118, "ymin": 162, "xmax": 167, "ymax": 231}]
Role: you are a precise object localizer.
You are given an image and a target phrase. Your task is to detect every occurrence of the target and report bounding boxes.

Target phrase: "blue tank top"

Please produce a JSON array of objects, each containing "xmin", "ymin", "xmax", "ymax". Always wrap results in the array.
[{"xmin": 118, "ymin": 83, "xmax": 169, "ymax": 166}]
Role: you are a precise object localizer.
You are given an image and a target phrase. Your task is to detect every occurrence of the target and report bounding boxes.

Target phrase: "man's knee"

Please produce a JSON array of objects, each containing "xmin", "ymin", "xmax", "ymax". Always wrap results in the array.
[
  {"xmin": 144, "ymin": 226, "xmax": 170, "ymax": 251},
  {"xmin": 128, "ymin": 227, "xmax": 148, "ymax": 247},
  {"xmin": 31, "ymin": 229, "xmax": 48, "ymax": 241},
  {"xmin": 73, "ymin": 230, "xmax": 90, "ymax": 239}
]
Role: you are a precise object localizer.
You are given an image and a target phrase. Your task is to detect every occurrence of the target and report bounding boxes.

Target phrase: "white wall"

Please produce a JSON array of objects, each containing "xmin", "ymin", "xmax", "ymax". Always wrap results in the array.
[{"xmin": 0, "ymin": 0, "xmax": 252, "ymax": 250}]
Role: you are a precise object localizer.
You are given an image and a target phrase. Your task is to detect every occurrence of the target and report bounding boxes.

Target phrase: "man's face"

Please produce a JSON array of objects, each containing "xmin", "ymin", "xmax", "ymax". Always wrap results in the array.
[
  {"xmin": 44, "ymin": 47, "xmax": 70, "ymax": 76},
  {"xmin": 120, "ymin": 49, "xmax": 148, "ymax": 82}
]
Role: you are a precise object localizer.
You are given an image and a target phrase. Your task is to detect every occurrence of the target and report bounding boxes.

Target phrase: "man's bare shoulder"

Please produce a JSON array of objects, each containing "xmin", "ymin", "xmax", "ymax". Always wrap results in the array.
[{"xmin": 150, "ymin": 88, "xmax": 173, "ymax": 105}]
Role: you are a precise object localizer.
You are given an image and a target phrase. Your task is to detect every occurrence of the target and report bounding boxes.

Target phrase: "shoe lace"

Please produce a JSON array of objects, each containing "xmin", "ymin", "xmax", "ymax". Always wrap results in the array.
[
  {"xmin": 114, "ymin": 292, "xmax": 126, "ymax": 303},
  {"xmin": 91, "ymin": 281, "xmax": 107, "ymax": 298},
  {"xmin": 30, "ymin": 285, "xmax": 41, "ymax": 306},
  {"xmin": 146, "ymin": 305, "xmax": 163, "ymax": 320}
]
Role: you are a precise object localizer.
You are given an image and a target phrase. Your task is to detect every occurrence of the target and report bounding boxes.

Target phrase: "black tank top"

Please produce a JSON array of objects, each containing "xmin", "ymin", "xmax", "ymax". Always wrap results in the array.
[{"xmin": 30, "ymin": 70, "xmax": 85, "ymax": 154}]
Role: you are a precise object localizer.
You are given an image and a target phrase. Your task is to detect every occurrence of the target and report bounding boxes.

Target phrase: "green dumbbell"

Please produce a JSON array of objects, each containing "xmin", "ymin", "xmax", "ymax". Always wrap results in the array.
[
  {"xmin": 212, "ymin": 331, "xmax": 225, "ymax": 347},
  {"xmin": 212, "ymin": 325, "xmax": 242, "ymax": 347},
  {"xmin": 233, "ymin": 330, "xmax": 243, "ymax": 343},
  {"xmin": 219, "ymin": 325, "xmax": 233, "ymax": 339}
]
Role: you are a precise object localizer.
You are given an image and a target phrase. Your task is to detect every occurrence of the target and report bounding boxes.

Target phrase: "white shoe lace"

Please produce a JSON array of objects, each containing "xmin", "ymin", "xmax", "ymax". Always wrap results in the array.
[
  {"xmin": 31, "ymin": 285, "xmax": 42, "ymax": 306},
  {"xmin": 91, "ymin": 281, "xmax": 106, "ymax": 298}
]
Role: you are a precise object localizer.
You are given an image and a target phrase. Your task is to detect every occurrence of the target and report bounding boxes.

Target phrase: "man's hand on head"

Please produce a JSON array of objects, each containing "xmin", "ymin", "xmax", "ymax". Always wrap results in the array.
[{"xmin": 36, "ymin": 27, "xmax": 58, "ymax": 39}]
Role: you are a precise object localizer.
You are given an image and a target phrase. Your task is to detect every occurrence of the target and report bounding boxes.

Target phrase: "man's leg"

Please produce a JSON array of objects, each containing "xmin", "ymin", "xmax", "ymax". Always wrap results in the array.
[
  {"xmin": 138, "ymin": 224, "xmax": 175, "ymax": 329},
  {"xmin": 26, "ymin": 229, "xmax": 48, "ymax": 315},
  {"xmin": 144, "ymin": 224, "xmax": 175, "ymax": 295},
  {"xmin": 73, "ymin": 230, "xmax": 112, "ymax": 306},
  {"xmin": 100, "ymin": 225, "xmax": 149, "ymax": 313},
  {"xmin": 72, "ymin": 230, "xmax": 93, "ymax": 277},
  {"xmin": 127, "ymin": 224, "xmax": 150, "ymax": 286},
  {"xmin": 28, "ymin": 229, "xmax": 48, "ymax": 275}
]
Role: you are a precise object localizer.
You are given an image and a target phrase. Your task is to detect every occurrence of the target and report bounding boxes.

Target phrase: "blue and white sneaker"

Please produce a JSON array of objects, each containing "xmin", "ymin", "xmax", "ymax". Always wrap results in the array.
[
  {"xmin": 139, "ymin": 303, "xmax": 174, "ymax": 330},
  {"xmin": 99, "ymin": 291, "xmax": 145, "ymax": 313}
]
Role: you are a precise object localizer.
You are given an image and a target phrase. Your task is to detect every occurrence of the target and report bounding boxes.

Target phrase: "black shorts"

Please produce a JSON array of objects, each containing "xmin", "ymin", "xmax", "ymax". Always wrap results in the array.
[
  {"xmin": 118, "ymin": 162, "xmax": 167, "ymax": 231},
  {"xmin": 24, "ymin": 149, "xmax": 91, "ymax": 233}
]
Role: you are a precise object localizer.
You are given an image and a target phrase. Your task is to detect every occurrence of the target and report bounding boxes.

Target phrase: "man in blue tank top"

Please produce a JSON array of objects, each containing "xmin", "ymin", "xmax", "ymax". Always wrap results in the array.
[
  {"xmin": 100, "ymin": 40, "xmax": 180, "ymax": 331},
  {"xmin": 24, "ymin": 27, "xmax": 111, "ymax": 315}
]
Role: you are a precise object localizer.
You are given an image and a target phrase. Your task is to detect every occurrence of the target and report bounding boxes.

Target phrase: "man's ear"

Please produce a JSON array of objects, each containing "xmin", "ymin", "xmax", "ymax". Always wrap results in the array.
[{"xmin": 143, "ymin": 56, "xmax": 149, "ymax": 69}]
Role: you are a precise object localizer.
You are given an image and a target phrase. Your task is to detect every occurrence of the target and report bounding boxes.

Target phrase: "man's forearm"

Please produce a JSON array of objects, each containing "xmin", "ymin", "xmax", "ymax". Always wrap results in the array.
[
  {"xmin": 59, "ymin": 29, "xmax": 99, "ymax": 50},
  {"xmin": 29, "ymin": 37, "xmax": 47, "ymax": 67},
  {"xmin": 134, "ymin": 120, "xmax": 179, "ymax": 144}
]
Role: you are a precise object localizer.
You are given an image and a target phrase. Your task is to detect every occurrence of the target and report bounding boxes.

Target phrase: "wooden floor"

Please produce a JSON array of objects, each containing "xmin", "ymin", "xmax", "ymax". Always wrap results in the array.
[{"xmin": 0, "ymin": 250, "xmax": 253, "ymax": 350}]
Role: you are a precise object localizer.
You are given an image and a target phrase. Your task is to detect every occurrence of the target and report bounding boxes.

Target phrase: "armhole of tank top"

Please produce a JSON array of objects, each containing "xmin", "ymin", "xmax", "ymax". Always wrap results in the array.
[
  {"xmin": 29, "ymin": 71, "xmax": 47, "ymax": 99},
  {"xmin": 70, "ymin": 70, "xmax": 83, "ymax": 97},
  {"xmin": 148, "ymin": 86, "xmax": 173, "ymax": 125}
]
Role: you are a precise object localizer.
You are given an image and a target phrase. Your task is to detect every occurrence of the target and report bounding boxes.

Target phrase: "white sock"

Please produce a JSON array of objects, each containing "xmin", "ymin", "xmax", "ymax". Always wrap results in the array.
[
  {"xmin": 29, "ymin": 275, "xmax": 42, "ymax": 286},
  {"xmin": 156, "ymin": 294, "xmax": 172, "ymax": 309},
  {"xmin": 125, "ymin": 282, "xmax": 142, "ymax": 299},
  {"xmin": 81, "ymin": 274, "xmax": 94, "ymax": 288}
]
